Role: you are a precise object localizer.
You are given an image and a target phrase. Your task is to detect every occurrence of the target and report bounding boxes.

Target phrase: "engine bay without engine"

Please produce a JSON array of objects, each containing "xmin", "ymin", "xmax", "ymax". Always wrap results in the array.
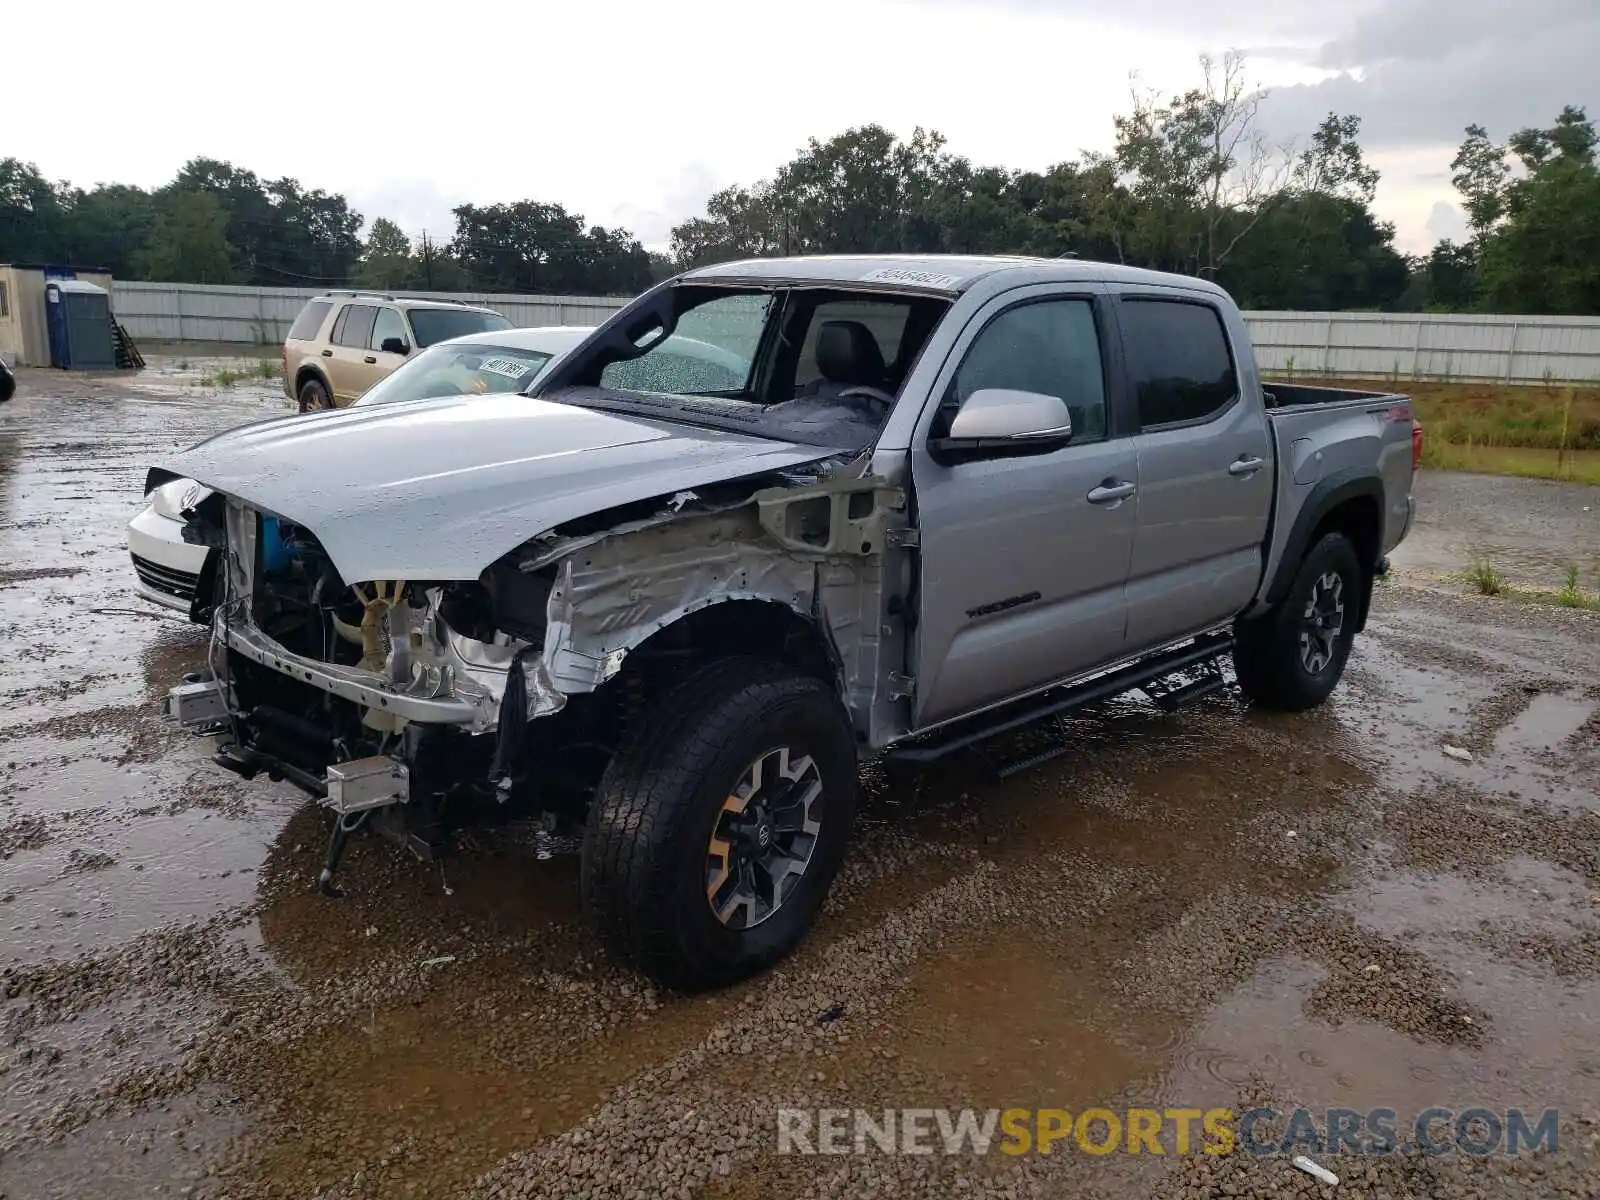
[{"xmin": 248, "ymin": 512, "xmax": 556, "ymax": 689}]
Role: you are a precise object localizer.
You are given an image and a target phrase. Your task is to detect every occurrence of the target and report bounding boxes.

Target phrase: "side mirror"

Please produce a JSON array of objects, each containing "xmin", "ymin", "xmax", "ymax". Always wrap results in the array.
[
  {"xmin": 380, "ymin": 337, "xmax": 410, "ymax": 355},
  {"xmin": 930, "ymin": 388, "xmax": 1074, "ymax": 458}
]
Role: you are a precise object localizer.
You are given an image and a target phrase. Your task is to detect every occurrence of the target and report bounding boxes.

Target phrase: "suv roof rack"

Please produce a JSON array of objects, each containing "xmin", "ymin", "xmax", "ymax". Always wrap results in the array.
[
  {"xmin": 318, "ymin": 290, "xmax": 485, "ymax": 308},
  {"xmin": 322, "ymin": 289, "xmax": 396, "ymax": 301}
]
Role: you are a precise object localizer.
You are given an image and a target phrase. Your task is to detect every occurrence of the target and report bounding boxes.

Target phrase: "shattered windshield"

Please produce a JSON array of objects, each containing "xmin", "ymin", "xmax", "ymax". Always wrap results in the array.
[{"xmin": 600, "ymin": 293, "xmax": 766, "ymax": 396}]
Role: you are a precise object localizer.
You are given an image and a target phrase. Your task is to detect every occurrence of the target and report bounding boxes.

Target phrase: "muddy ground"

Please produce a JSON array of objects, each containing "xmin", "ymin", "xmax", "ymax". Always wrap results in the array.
[{"xmin": 2, "ymin": 362, "xmax": 1598, "ymax": 1199}]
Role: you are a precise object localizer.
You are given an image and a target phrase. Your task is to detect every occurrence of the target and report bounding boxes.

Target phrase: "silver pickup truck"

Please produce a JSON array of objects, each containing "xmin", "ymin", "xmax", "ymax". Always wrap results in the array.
[{"xmin": 153, "ymin": 255, "xmax": 1419, "ymax": 989}]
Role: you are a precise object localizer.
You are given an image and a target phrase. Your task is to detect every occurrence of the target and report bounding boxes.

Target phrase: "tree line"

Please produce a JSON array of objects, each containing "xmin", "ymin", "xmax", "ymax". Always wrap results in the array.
[
  {"xmin": 1, "ymin": 55, "xmax": 1594, "ymax": 313},
  {"xmin": 0, "ymin": 157, "xmax": 659, "ymax": 296},
  {"xmin": 670, "ymin": 60, "xmax": 1597, "ymax": 316}
]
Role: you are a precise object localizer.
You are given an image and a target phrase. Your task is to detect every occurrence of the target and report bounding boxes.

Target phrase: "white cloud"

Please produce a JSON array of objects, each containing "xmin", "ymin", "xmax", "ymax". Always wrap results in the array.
[
  {"xmin": 342, "ymin": 180, "xmax": 467, "ymax": 244},
  {"xmin": 1425, "ymin": 201, "xmax": 1471, "ymax": 246},
  {"xmin": 8, "ymin": 0, "xmax": 1588, "ymax": 257}
]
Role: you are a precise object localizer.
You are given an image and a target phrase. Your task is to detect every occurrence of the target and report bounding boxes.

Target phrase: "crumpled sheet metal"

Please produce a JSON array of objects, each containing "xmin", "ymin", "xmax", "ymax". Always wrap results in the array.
[{"xmin": 535, "ymin": 472, "xmax": 910, "ymax": 740}]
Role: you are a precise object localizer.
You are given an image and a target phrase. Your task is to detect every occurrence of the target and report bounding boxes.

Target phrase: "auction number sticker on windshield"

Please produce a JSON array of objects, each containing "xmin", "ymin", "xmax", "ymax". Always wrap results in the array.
[
  {"xmin": 858, "ymin": 266, "xmax": 962, "ymax": 289},
  {"xmin": 477, "ymin": 357, "xmax": 530, "ymax": 379}
]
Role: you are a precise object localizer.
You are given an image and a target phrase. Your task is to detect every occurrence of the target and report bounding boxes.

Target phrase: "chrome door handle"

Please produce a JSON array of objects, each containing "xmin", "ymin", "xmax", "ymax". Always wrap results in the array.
[
  {"xmin": 1228, "ymin": 455, "xmax": 1265, "ymax": 476},
  {"xmin": 1086, "ymin": 481, "xmax": 1137, "ymax": 505}
]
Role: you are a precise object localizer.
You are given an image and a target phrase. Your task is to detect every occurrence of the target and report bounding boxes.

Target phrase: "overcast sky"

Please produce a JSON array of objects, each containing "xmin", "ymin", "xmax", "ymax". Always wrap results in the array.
[{"xmin": 11, "ymin": 0, "xmax": 1594, "ymax": 257}]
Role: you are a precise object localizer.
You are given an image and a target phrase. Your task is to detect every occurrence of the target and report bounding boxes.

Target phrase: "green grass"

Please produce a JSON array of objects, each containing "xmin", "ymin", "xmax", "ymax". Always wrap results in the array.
[
  {"xmin": 1278, "ymin": 377, "xmax": 1600, "ymax": 451},
  {"xmin": 1271, "ymin": 376, "xmax": 1600, "ymax": 485},
  {"xmin": 1556, "ymin": 566, "xmax": 1591, "ymax": 609},
  {"xmin": 1420, "ymin": 441, "xmax": 1600, "ymax": 485},
  {"xmin": 1465, "ymin": 557, "xmax": 1506, "ymax": 596},
  {"xmin": 199, "ymin": 361, "xmax": 281, "ymax": 389},
  {"xmin": 1455, "ymin": 556, "xmax": 1600, "ymax": 611}
]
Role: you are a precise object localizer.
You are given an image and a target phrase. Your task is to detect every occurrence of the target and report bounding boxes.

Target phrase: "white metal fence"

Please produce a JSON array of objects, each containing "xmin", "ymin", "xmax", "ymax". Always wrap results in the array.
[
  {"xmin": 108, "ymin": 282, "xmax": 1600, "ymax": 384},
  {"xmin": 109, "ymin": 281, "xmax": 629, "ymax": 345},
  {"xmin": 1245, "ymin": 311, "xmax": 1600, "ymax": 385}
]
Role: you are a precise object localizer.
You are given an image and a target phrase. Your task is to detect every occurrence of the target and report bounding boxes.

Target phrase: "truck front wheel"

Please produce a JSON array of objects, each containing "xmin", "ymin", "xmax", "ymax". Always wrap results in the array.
[
  {"xmin": 1234, "ymin": 531, "xmax": 1362, "ymax": 712},
  {"xmin": 580, "ymin": 657, "xmax": 859, "ymax": 991}
]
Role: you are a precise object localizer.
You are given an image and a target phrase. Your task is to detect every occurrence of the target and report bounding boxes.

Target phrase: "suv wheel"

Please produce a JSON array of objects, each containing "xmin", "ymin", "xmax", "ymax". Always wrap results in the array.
[
  {"xmin": 298, "ymin": 377, "xmax": 331, "ymax": 412},
  {"xmin": 1234, "ymin": 531, "xmax": 1362, "ymax": 712},
  {"xmin": 580, "ymin": 657, "xmax": 858, "ymax": 991}
]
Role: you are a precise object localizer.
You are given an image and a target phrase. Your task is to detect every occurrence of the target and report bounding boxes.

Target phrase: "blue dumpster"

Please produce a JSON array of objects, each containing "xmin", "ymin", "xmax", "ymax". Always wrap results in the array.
[{"xmin": 45, "ymin": 279, "xmax": 117, "ymax": 370}]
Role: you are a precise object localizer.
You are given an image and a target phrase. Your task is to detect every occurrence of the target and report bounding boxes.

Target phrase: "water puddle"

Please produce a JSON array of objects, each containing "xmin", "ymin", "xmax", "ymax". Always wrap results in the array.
[
  {"xmin": 1163, "ymin": 953, "xmax": 1600, "ymax": 1126},
  {"xmin": 1492, "ymin": 691, "xmax": 1597, "ymax": 761},
  {"xmin": 0, "ymin": 1087, "xmax": 244, "ymax": 1200},
  {"xmin": 1350, "ymin": 857, "xmax": 1595, "ymax": 941},
  {"xmin": 885, "ymin": 937, "xmax": 1172, "ymax": 1109}
]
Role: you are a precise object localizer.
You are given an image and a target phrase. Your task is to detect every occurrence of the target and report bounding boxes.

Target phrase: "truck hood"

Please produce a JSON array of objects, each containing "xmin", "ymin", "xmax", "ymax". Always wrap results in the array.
[{"xmin": 155, "ymin": 393, "xmax": 839, "ymax": 582}]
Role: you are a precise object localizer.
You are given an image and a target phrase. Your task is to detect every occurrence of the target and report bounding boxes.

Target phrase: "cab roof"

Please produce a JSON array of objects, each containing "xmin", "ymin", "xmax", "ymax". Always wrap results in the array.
[{"xmin": 679, "ymin": 253, "xmax": 1227, "ymax": 298}]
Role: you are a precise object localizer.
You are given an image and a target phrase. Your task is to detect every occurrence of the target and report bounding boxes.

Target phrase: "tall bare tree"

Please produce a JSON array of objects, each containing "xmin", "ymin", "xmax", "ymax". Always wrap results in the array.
[{"xmin": 1114, "ymin": 51, "xmax": 1293, "ymax": 276}]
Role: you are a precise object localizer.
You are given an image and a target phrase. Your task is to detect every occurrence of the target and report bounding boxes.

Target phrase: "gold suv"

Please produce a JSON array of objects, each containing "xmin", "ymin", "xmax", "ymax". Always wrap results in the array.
[{"xmin": 282, "ymin": 292, "xmax": 513, "ymax": 410}]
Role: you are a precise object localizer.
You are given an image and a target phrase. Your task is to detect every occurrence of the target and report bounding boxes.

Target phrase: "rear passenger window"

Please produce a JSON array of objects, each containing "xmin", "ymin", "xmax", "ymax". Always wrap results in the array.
[
  {"xmin": 336, "ymin": 305, "xmax": 378, "ymax": 349},
  {"xmin": 1121, "ymin": 299, "xmax": 1237, "ymax": 429},
  {"xmin": 288, "ymin": 300, "xmax": 331, "ymax": 341},
  {"xmin": 946, "ymin": 299, "xmax": 1107, "ymax": 442}
]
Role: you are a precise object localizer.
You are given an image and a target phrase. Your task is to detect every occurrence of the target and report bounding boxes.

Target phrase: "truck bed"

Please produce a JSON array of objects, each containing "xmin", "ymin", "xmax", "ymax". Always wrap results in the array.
[
  {"xmin": 1262, "ymin": 381, "xmax": 1406, "ymax": 409},
  {"xmin": 1253, "ymin": 380, "xmax": 1417, "ymax": 619}
]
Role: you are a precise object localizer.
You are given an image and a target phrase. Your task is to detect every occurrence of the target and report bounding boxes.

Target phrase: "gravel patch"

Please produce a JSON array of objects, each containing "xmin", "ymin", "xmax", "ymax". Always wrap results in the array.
[{"xmin": 0, "ymin": 812, "xmax": 52, "ymax": 858}]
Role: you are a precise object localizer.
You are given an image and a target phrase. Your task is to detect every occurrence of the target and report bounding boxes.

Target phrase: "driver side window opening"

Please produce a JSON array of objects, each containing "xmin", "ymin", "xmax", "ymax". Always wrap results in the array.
[
  {"xmin": 774, "ymin": 292, "xmax": 948, "ymax": 405},
  {"xmin": 792, "ymin": 299, "xmax": 910, "ymax": 395},
  {"xmin": 935, "ymin": 298, "xmax": 1108, "ymax": 443}
]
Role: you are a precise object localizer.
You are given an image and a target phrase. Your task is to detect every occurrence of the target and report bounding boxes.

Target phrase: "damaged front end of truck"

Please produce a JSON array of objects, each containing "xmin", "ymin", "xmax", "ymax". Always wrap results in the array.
[{"xmin": 165, "ymin": 453, "xmax": 914, "ymax": 895}]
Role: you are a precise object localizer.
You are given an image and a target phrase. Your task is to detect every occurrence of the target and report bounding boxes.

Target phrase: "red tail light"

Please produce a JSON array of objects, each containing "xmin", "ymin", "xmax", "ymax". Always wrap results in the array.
[{"xmin": 1411, "ymin": 420, "xmax": 1424, "ymax": 472}]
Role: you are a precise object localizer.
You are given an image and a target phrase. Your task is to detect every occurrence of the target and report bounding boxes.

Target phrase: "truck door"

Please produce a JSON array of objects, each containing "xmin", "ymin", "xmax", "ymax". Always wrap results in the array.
[
  {"xmin": 909, "ymin": 288, "xmax": 1139, "ymax": 728},
  {"xmin": 1117, "ymin": 294, "xmax": 1273, "ymax": 648}
]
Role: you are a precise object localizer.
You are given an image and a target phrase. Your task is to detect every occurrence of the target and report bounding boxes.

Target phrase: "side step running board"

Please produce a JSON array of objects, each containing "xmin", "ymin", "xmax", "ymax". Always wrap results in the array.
[
  {"xmin": 888, "ymin": 631, "xmax": 1233, "ymax": 766},
  {"xmin": 1148, "ymin": 674, "xmax": 1226, "ymax": 712},
  {"xmin": 1141, "ymin": 662, "xmax": 1228, "ymax": 712}
]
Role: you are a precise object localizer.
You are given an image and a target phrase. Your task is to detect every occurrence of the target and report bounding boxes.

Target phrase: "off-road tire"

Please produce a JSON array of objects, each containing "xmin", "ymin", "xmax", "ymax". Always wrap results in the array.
[
  {"xmin": 580, "ymin": 656, "xmax": 858, "ymax": 991},
  {"xmin": 1233, "ymin": 531, "xmax": 1362, "ymax": 712},
  {"xmin": 298, "ymin": 376, "xmax": 331, "ymax": 412}
]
